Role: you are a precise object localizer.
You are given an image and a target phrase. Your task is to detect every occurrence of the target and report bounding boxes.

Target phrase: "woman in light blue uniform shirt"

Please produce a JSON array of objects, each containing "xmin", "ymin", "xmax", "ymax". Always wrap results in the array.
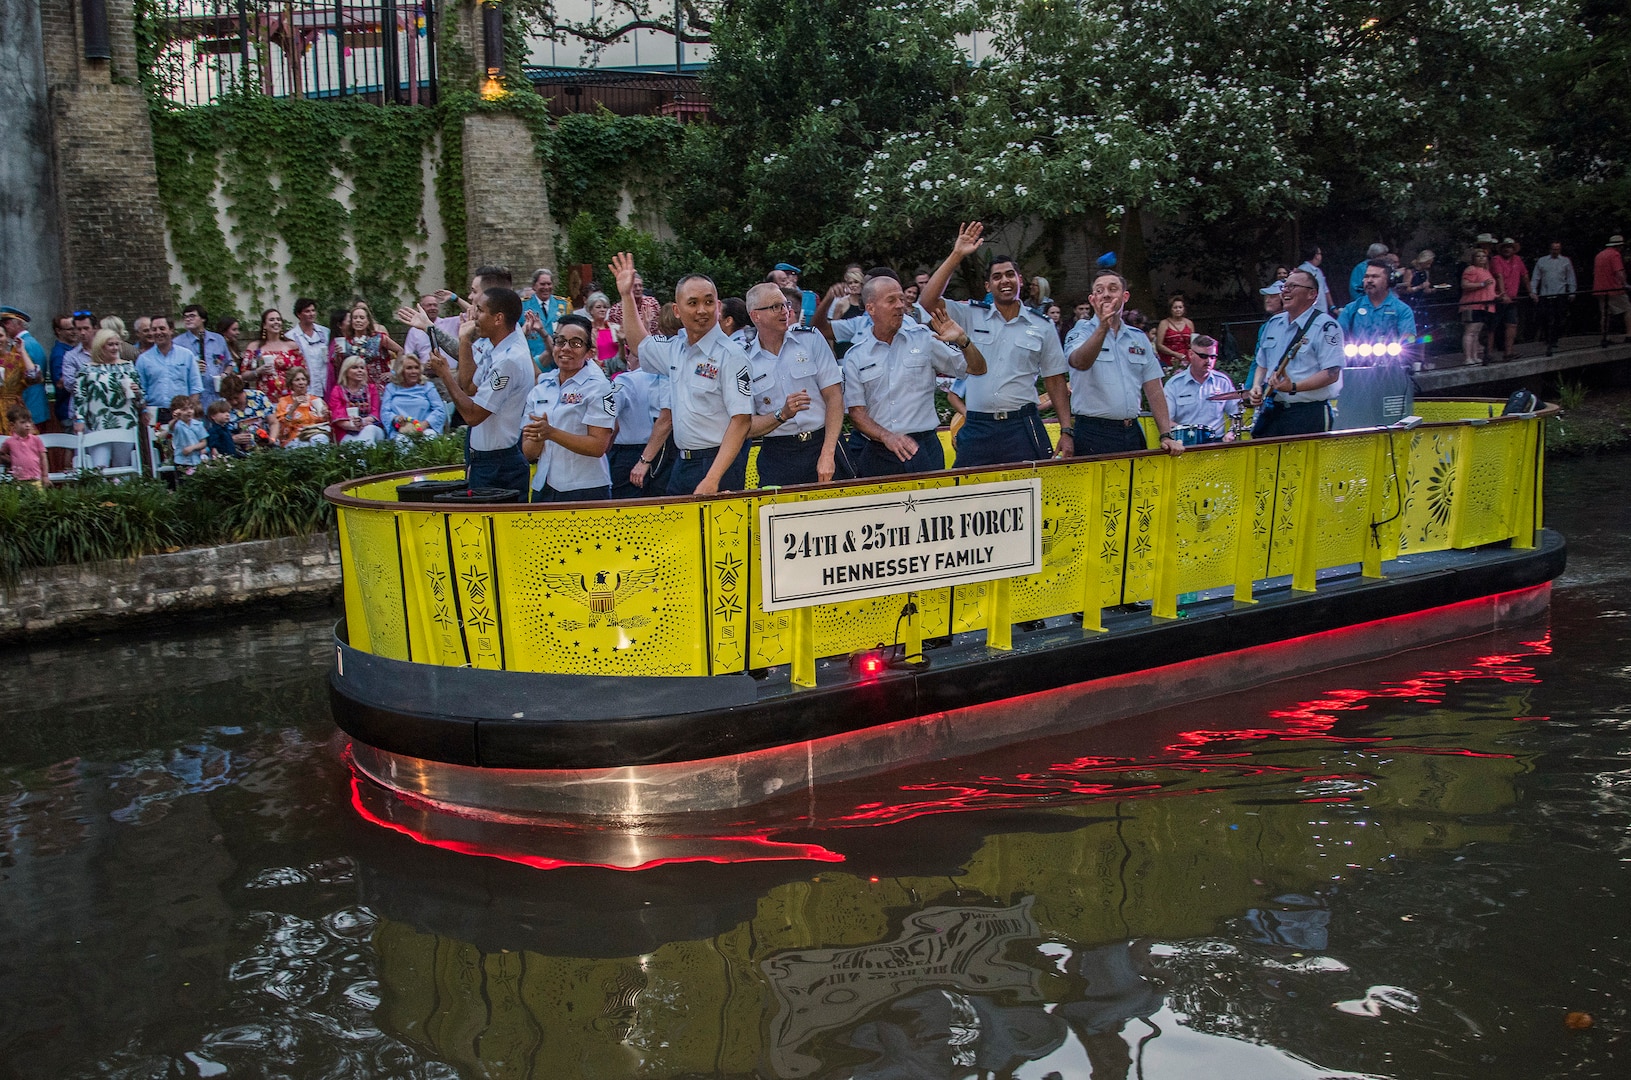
[{"xmin": 520, "ymin": 314, "xmax": 617, "ymax": 503}]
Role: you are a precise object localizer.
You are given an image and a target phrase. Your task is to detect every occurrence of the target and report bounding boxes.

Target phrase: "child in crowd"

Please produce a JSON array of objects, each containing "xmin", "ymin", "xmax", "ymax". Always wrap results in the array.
[
  {"xmin": 204, "ymin": 399, "xmax": 245, "ymax": 459},
  {"xmin": 0, "ymin": 404, "xmax": 52, "ymax": 486},
  {"xmin": 170, "ymin": 395, "xmax": 209, "ymax": 470}
]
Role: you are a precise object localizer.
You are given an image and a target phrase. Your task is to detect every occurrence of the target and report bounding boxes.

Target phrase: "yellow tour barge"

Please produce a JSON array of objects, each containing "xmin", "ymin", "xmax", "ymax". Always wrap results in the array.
[{"xmin": 326, "ymin": 399, "xmax": 1564, "ymax": 819}]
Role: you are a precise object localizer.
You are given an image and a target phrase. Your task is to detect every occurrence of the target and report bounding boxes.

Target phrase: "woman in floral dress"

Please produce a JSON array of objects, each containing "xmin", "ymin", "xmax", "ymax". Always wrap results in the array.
[
  {"xmin": 241, "ymin": 309, "xmax": 304, "ymax": 400},
  {"xmin": 72, "ymin": 329, "xmax": 144, "ymax": 468},
  {"xmin": 330, "ymin": 302, "xmax": 403, "ymax": 389}
]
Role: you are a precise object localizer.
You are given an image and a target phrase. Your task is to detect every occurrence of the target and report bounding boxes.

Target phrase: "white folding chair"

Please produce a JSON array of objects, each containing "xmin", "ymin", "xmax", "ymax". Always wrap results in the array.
[
  {"xmin": 144, "ymin": 422, "xmax": 176, "ymax": 480},
  {"xmin": 39, "ymin": 432, "xmax": 82, "ymax": 482},
  {"xmin": 80, "ymin": 428, "xmax": 142, "ymax": 479}
]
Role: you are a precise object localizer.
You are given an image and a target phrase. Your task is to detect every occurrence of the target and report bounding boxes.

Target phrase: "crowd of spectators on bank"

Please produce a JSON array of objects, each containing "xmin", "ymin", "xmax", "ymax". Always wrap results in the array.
[{"xmin": 0, "ymin": 229, "xmax": 1625, "ymax": 493}]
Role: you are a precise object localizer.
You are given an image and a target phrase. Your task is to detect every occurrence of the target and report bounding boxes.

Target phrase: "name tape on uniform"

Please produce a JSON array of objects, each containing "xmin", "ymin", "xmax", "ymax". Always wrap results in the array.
[{"xmin": 758, "ymin": 479, "xmax": 1042, "ymax": 611}]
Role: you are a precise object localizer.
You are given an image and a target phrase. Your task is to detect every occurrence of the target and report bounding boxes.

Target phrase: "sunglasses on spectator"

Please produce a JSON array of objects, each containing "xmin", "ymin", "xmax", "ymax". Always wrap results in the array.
[{"xmin": 72, "ymin": 309, "xmax": 93, "ymax": 318}]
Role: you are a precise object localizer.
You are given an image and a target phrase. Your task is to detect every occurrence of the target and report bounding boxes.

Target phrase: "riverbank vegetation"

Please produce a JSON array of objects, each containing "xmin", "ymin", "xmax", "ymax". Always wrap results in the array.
[
  {"xmin": 0, "ymin": 437, "xmax": 462, "ymax": 585},
  {"xmin": 1546, "ymin": 384, "xmax": 1631, "ymax": 457}
]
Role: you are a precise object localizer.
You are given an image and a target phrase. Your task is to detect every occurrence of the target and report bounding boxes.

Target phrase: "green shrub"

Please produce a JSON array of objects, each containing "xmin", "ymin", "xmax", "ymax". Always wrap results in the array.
[{"xmin": 0, "ymin": 435, "xmax": 465, "ymax": 584}]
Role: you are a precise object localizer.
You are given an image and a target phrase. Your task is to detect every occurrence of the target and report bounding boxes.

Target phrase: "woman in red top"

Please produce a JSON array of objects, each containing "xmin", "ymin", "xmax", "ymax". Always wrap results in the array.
[
  {"xmin": 1459, "ymin": 248, "xmax": 1500, "ymax": 365},
  {"xmin": 1154, "ymin": 294, "xmax": 1194, "ymax": 371},
  {"xmin": 241, "ymin": 309, "xmax": 302, "ymax": 398}
]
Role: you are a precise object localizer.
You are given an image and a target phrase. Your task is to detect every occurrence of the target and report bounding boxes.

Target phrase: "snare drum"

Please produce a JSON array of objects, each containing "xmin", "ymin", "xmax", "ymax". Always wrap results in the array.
[{"xmin": 1171, "ymin": 425, "xmax": 1214, "ymax": 447}]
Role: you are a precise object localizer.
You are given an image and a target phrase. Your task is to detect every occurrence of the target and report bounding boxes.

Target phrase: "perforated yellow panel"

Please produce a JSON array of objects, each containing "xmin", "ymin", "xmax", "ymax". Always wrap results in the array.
[
  {"xmin": 349, "ymin": 467, "xmax": 464, "ymax": 502},
  {"xmin": 399, "ymin": 511, "xmax": 467, "ymax": 667},
  {"xmin": 1454, "ymin": 420, "xmax": 1529, "ymax": 547},
  {"xmin": 707, "ymin": 500, "xmax": 753, "ymax": 674},
  {"xmin": 1314, "ymin": 435, "xmax": 1378, "ymax": 568},
  {"xmin": 1246, "ymin": 444, "xmax": 1280, "ymax": 578},
  {"xmin": 1396, "ymin": 426, "xmax": 1459, "ymax": 554},
  {"xmin": 341, "ymin": 508, "xmax": 409, "ymax": 660},
  {"xmin": 333, "ymin": 411, "xmax": 1551, "ymax": 670},
  {"xmin": 1266, "ymin": 441, "xmax": 1310, "ymax": 578},
  {"xmin": 493, "ymin": 503, "xmax": 708, "ymax": 676},
  {"xmin": 1120, "ymin": 456, "xmax": 1166, "ymax": 604},
  {"xmin": 1173, "ymin": 446, "xmax": 1252, "ymax": 595},
  {"xmin": 446, "ymin": 514, "xmax": 504, "ymax": 669}
]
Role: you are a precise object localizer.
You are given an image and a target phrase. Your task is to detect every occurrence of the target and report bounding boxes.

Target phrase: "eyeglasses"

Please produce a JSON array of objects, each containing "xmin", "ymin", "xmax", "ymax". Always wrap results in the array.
[
  {"xmin": 1281, "ymin": 282, "xmax": 1315, "ymax": 292},
  {"xmin": 1192, "ymin": 352, "xmax": 1218, "ymax": 360},
  {"xmin": 554, "ymin": 336, "xmax": 590, "ymax": 350},
  {"xmin": 751, "ymin": 302, "xmax": 794, "ymax": 313}
]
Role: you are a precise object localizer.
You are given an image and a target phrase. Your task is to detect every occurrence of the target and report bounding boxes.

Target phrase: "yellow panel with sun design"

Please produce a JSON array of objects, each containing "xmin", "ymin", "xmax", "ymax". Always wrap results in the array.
[
  {"xmin": 492, "ymin": 503, "xmax": 709, "ymax": 676},
  {"xmin": 1396, "ymin": 426, "xmax": 1460, "ymax": 554},
  {"xmin": 1313, "ymin": 434, "xmax": 1379, "ymax": 569},
  {"xmin": 1172, "ymin": 444, "xmax": 1253, "ymax": 596}
]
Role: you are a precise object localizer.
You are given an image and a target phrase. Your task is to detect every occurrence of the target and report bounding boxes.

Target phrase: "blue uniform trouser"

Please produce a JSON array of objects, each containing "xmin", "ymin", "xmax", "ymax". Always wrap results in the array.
[
  {"xmin": 857, "ymin": 429, "xmax": 945, "ymax": 477},
  {"xmin": 1071, "ymin": 415, "xmax": 1149, "ymax": 457},
  {"xmin": 666, "ymin": 443, "xmax": 751, "ymax": 495},
  {"xmin": 467, "ymin": 442, "xmax": 531, "ymax": 494},
  {"xmin": 608, "ymin": 441, "xmax": 674, "ymax": 499},
  {"xmin": 1251, "ymin": 400, "xmax": 1331, "ymax": 438},
  {"xmin": 755, "ymin": 431, "xmax": 829, "ymax": 487},
  {"xmin": 954, "ymin": 406, "xmax": 1053, "ymax": 468}
]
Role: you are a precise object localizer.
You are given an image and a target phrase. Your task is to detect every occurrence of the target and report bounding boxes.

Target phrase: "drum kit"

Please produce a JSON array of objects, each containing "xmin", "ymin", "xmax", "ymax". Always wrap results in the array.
[{"xmin": 1164, "ymin": 389, "xmax": 1255, "ymax": 445}]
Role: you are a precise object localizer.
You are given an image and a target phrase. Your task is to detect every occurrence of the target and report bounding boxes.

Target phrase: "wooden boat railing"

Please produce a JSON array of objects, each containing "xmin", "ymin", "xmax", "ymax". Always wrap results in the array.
[{"xmin": 324, "ymin": 399, "xmax": 1551, "ymax": 684}]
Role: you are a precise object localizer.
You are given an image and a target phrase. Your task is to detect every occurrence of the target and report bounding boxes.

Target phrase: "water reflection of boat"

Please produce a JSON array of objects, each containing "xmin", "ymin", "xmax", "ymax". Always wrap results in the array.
[
  {"xmin": 356, "ymin": 632, "xmax": 1547, "ymax": 1079},
  {"xmin": 328, "ymin": 401, "xmax": 1562, "ymax": 821}
]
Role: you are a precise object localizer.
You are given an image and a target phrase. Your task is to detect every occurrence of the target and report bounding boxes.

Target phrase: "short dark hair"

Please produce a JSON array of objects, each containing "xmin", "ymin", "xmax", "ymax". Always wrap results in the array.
[
  {"xmin": 150, "ymin": 313, "xmax": 172, "ymax": 328},
  {"xmin": 986, "ymin": 256, "xmax": 1019, "ymax": 277},
  {"xmin": 182, "ymin": 303, "xmax": 207, "ymax": 320},
  {"xmin": 72, "ymin": 312, "xmax": 95, "ymax": 326},
  {"xmin": 1366, "ymin": 258, "xmax": 1391, "ymax": 274},
  {"xmin": 1092, "ymin": 269, "xmax": 1127, "ymax": 290},
  {"xmin": 483, "ymin": 286, "xmax": 523, "ymax": 330},
  {"xmin": 5, "ymin": 403, "xmax": 30, "ymax": 426},
  {"xmin": 293, "ymin": 297, "xmax": 317, "ymax": 316},
  {"xmin": 554, "ymin": 313, "xmax": 592, "ymax": 341},
  {"xmin": 1302, "ymin": 245, "xmax": 1322, "ymax": 262},
  {"xmin": 206, "ymin": 399, "xmax": 230, "ymax": 417},
  {"xmin": 474, "ymin": 265, "xmax": 513, "ymax": 290},
  {"xmin": 720, "ymin": 296, "xmax": 749, "ymax": 331},
  {"xmin": 218, "ymin": 372, "xmax": 246, "ymax": 397},
  {"xmin": 865, "ymin": 266, "xmax": 899, "ymax": 282},
  {"xmin": 1190, "ymin": 334, "xmax": 1217, "ymax": 351}
]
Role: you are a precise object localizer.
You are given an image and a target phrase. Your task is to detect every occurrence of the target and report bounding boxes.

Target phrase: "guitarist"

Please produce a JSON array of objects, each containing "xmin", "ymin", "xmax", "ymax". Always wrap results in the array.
[{"xmin": 1246, "ymin": 268, "xmax": 1346, "ymax": 437}]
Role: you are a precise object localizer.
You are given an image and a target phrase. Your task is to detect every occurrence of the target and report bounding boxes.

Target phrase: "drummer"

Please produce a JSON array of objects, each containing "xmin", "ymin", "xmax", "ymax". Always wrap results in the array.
[{"xmin": 1162, "ymin": 335, "xmax": 1241, "ymax": 443}]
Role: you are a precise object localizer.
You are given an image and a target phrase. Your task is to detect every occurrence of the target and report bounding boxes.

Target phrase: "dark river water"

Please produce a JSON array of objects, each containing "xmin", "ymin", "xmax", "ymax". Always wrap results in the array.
[{"xmin": 3, "ymin": 457, "xmax": 1628, "ymax": 1080}]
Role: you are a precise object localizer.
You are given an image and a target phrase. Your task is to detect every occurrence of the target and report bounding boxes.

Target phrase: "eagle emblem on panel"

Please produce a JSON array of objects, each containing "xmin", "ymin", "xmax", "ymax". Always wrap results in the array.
[{"xmin": 542, "ymin": 568, "xmax": 661, "ymax": 629}]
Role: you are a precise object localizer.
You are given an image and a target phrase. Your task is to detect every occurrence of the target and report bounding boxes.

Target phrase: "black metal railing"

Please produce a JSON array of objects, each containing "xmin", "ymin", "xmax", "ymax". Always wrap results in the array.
[
  {"xmin": 143, "ymin": 0, "xmax": 437, "ymax": 107},
  {"xmin": 522, "ymin": 65, "xmax": 711, "ymax": 121}
]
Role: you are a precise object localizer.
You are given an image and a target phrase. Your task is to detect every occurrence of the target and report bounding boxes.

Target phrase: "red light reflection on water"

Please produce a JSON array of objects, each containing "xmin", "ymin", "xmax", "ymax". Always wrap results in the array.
[
  {"xmin": 348, "ymin": 596, "xmax": 1554, "ymax": 868},
  {"xmin": 348, "ymin": 773, "xmax": 845, "ymax": 872}
]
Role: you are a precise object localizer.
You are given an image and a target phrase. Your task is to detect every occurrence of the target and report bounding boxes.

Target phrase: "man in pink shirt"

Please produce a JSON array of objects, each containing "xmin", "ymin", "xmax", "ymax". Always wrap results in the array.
[
  {"xmin": 1490, "ymin": 238, "xmax": 1531, "ymax": 361},
  {"xmin": 1594, "ymin": 235, "xmax": 1628, "ymax": 346}
]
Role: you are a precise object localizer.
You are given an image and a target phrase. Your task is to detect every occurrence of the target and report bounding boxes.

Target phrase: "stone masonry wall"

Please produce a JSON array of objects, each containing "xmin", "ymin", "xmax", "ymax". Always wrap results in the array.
[
  {"xmin": 462, "ymin": 112, "xmax": 558, "ymax": 280},
  {"xmin": 0, "ymin": 534, "xmax": 343, "ymax": 642},
  {"xmin": 38, "ymin": 0, "xmax": 172, "ymax": 322}
]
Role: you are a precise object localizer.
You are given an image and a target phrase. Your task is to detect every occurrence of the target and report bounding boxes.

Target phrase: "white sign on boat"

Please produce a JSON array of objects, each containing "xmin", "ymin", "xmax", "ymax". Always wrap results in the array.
[{"xmin": 758, "ymin": 478, "xmax": 1042, "ymax": 611}]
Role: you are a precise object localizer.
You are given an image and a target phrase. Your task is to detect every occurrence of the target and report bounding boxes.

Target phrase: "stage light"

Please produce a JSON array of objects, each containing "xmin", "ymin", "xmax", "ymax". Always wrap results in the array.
[
  {"xmin": 1386, "ymin": 342, "xmax": 1403, "ymax": 357},
  {"xmin": 1344, "ymin": 344, "xmax": 1358, "ymax": 358}
]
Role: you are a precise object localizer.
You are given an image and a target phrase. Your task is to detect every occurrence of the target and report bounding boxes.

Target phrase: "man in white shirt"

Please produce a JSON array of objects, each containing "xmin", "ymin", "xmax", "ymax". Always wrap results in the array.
[
  {"xmin": 289, "ymin": 298, "xmax": 332, "ymax": 396},
  {"xmin": 743, "ymin": 282, "xmax": 844, "ymax": 486},
  {"xmin": 614, "ymin": 252, "xmax": 754, "ymax": 495},
  {"xmin": 425, "ymin": 287, "xmax": 534, "ymax": 497},
  {"xmin": 1530, "ymin": 241, "xmax": 1577, "ymax": 356}
]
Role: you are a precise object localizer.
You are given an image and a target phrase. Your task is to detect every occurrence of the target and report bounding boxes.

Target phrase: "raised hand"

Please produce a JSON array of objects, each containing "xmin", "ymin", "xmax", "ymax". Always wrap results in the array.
[
  {"xmin": 952, "ymin": 221, "xmax": 986, "ymax": 260},
  {"xmin": 610, "ymin": 252, "xmax": 638, "ymax": 297},
  {"xmin": 395, "ymin": 305, "xmax": 431, "ymax": 331},
  {"xmin": 928, "ymin": 307, "xmax": 967, "ymax": 345}
]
